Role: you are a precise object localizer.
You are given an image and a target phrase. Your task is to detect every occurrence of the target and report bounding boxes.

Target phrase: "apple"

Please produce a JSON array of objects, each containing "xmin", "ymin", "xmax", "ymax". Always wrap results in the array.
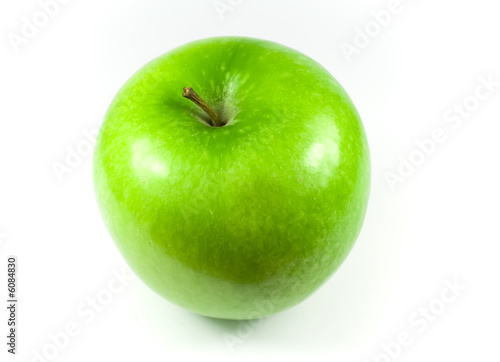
[{"xmin": 93, "ymin": 37, "xmax": 370, "ymax": 320}]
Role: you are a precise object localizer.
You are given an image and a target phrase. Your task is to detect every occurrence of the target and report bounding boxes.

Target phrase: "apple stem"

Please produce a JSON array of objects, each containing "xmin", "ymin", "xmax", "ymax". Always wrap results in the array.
[{"xmin": 182, "ymin": 87, "xmax": 223, "ymax": 127}]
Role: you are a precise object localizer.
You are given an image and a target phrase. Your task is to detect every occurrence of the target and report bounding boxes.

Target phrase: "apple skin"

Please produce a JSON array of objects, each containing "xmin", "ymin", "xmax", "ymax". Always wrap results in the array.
[{"xmin": 93, "ymin": 37, "xmax": 370, "ymax": 320}]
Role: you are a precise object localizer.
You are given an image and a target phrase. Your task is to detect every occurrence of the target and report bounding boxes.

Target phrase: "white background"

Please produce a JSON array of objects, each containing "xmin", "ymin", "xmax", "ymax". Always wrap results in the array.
[{"xmin": 1, "ymin": 0, "xmax": 499, "ymax": 361}]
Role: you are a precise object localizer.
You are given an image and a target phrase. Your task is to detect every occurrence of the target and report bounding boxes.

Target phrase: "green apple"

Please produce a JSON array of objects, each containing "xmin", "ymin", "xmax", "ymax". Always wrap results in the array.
[{"xmin": 93, "ymin": 37, "xmax": 370, "ymax": 320}]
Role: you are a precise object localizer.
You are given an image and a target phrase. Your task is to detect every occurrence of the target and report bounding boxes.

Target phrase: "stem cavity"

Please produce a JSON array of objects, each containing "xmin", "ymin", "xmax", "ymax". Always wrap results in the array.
[{"xmin": 182, "ymin": 87, "xmax": 223, "ymax": 127}]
